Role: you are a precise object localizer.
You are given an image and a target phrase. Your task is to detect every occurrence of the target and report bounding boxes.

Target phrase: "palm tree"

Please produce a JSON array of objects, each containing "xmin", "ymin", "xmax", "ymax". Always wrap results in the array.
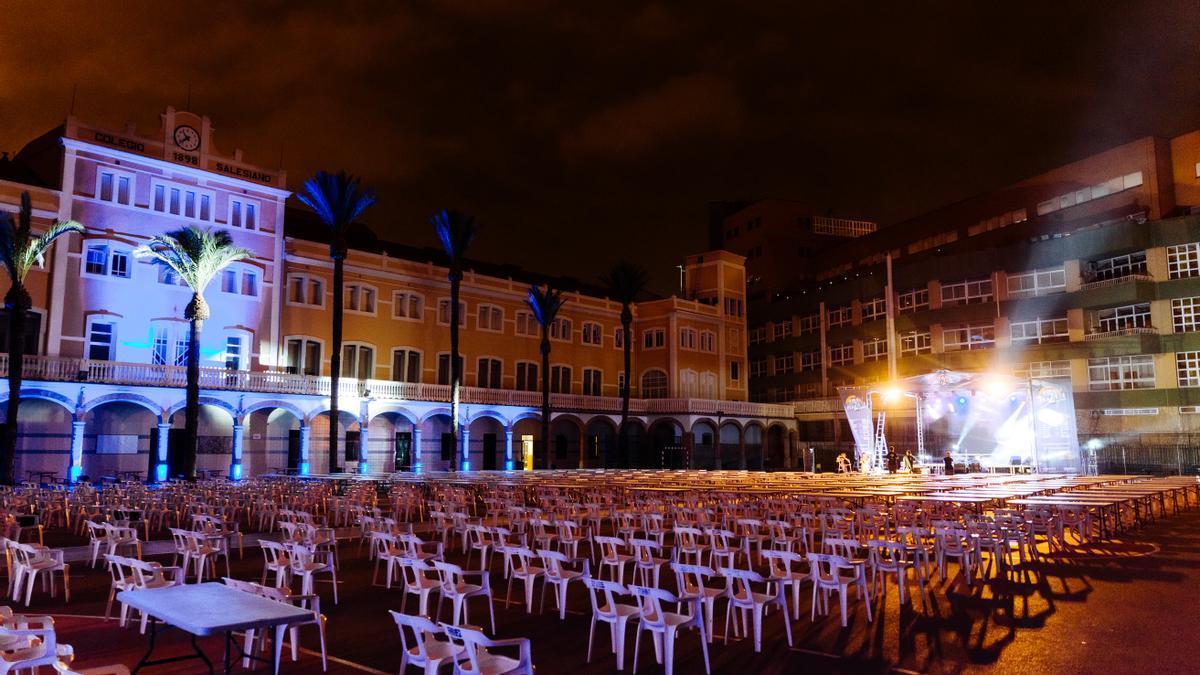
[
  {"xmin": 0, "ymin": 193, "xmax": 83, "ymax": 484},
  {"xmin": 297, "ymin": 171, "xmax": 375, "ymax": 473},
  {"xmin": 526, "ymin": 284, "xmax": 565, "ymax": 470},
  {"xmin": 136, "ymin": 227, "xmax": 250, "ymax": 480},
  {"xmin": 600, "ymin": 261, "xmax": 648, "ymax": 468},
  {"xmin": 432, "ymin": 210, "xmax": 477, "ymax": 470}
]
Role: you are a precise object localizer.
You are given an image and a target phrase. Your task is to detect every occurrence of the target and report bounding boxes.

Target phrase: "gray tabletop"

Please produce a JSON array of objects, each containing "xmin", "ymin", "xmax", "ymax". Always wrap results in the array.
[{"xmin": 117, "ymin": 583, "xmax": 312, "ymax": 636}]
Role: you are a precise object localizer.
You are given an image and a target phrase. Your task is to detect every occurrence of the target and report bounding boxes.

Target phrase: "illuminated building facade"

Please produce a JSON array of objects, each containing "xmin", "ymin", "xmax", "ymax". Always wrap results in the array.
[
  {"xmin": 731, "ymin": 131, "xmax": 1200, "ymax": 472},
  {"xmin": 0, "ymin": 108, "xmax": 796, "ymax": 480}
]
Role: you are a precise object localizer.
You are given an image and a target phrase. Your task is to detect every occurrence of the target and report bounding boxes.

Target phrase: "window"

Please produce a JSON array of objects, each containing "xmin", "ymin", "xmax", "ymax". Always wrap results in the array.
[
  {"xmin": 582, "ymin": 322, "xmax": 602, "ymax": 345},
  {"xmin": 220, "ymin": 267, "xmax": 259, "ymax": 297},
  {"xmin": 515, "ymin": 311, "xmax": 538, "ymax": 336},
  {"xmin": 285, "ymin": 337, "xmax": 322, "ymax": 376},
  {"xmin": 680, "ymin": 328, "xmax": 697, "ymax": 350},
  {"xmin": 898, "ymin": 288, "xmax": 929, "ymax": 313},
  {"xmin": 798, "ymin": 314, "xmax": 820, "ymax": 334},
  {"xmin": 151, "ymin": 181, "xmax": 213, "ymax": 220},
  {"xmin": 224, "ymin": 335, "xmax": 248, "ymax": 371},
  {"xmin": 391, "ymin": 349, "xmax": 421, "ymax": 383},
  {"xmin": 699, "ymin": 331, "xmax": 716, "ymax": 352},
  {"xmin": 750, "ymin": 359, "xmax": 768, "ymax": 378},
  {"xmin": 723, "ymin": 297, "xmax": 743, "ymax": 317},
  {"xmin": 1096, "ymin": 303, "xmax": 1151, "ymax": 332},
  {"xmin": 1036, "ymin": 171, "xmax": 1143, "ymax": 216},
  {"xmin": 477, "ymin": 305, "xmax": 503, "ymax": 332},
  {"xmin": 342, "ymin": 344, "xmax": 374, "ymax": 380},
  {"xmin": 862, "ymin": 338, "xmax": 888, "ymax": 362},
  {"xmin": 829, "ymin": 342, "xmax": 854, "ymax": 365},
  {"xmin": 516, "ymin": 362, "xmax": 538, "ymax": 391},
  {"xmin": 550, "ymin": 365, "xmax": 572, "ymax": 394},
  {"xmin": 437, "ymin": 299, "xmax": 466, "ymax": 325},
  {"xmin": 680, "ymin": 370, "xmax": 699, "ymax": 397},
  {"xmin": 614, "ymin": 328, "xmax": 625, "ymax": 349},
  {"xmin": 729, "ymin": 361, "xmax": 740, "ymax": 382},
  {"xmin": 900, "ymin": 331, "xmax": 932, "ymax": 356},
  {"xmin": 1168, "ymin": 243, "xmax": 1200, "ymax": 279},
  {"xmin": 860, "ymin": 297, "xmax": 886, "ymax": 321},
  {"xmin": 749, "ymin": 327, "xmax": 767, "ymax": 344},
  {"xmin": 800, "ymin": 350, "xmax": 821, "ymax": 371},
  {"xmin": 773, "ymin": 354, "xmax": 794, "ymax": 374},
  {"xmin": 943, "ymin": 323, "xmax": 995, "ymax": 351},
  {"xmin": 773, "ymin": 321, "xmax": 792, "ymax": 340},
  {"xmin": 476, "ymin": 357, "xmax": 502, "ymax": 388},
  {"xmin": 392, "ymin": 292, "xmax": 424, "ymax": 320},
  {"xmin": 83, "ymin": 244, "xmax": 130, "ymax": 278},
  {"xmin": 549, "ymin": 318, "xmax": 572, "ymax": 341},
  {"xmin": 641, "ymin": 370, "xmax": 668, "ymax": 398},
  {"xmin": 436, "ymin": 354, "xmax": 464, "ymax": 385},
  {"xmin": 1088, "ymin": 355, "xmax": 1155, "ymax": 391},
  {"xmin": 287, "ymin": 275, "xmax": 324, "ymax": 307},
  {"xmin": 1007, "ymin": 268, "xmax": 1066, "ymax": 297},
  {"xmin": 1173, "ymin": 297, "xmax": 1200, "ymax": 332},
  {"xmin": 941, "ymin": 278, "xmax": 993, "ymax": 306},
  {"xmin": 828, "ymin": 305, "xmax": 852, "ymax": 327},
  {"xmin": 229, "ymin": 198, "xmax": 259, "ymax": 230},
  {"xmin": 96, "ymin": 169, "xmax": 133, "ymax": 205},
  {"xmin": 1087, "ymin": 251, "xmax": 1147, "ymax": 282},
  {"xmin": 1178, "ymin": 352, "xmax": 1200, "ymax": 387},
  {"xmin": 968, "ymin": 208, "xmax": 1028, "ymax": 236},
  {"xmin": 1011, "ymin": 317, "xmax": 1069, "ymax": 345},
  {"xmin": 86, "ymin": 320, "xmax": 116, "ymax": 361},
  {"xmin": 150, "ymin": 321, "xmax": 185, "ymax": 366},
  {"xmin": 642, "ymin": 329, "xmax": 665, "ymax": 349},
  {"xmin": 345, "ymin": 284, "xmax": 376, "ymax": 314},
  {"xmin": 582, "ymin": 368, "xmax": 602, "ymax": 396},
  {"xmin": 157, "ymin": 266, "xmax": 186, "ymax": 286},
  {"xmin": 1016, "ymin": 360, "xmax": 1071, "ymax": 378}
]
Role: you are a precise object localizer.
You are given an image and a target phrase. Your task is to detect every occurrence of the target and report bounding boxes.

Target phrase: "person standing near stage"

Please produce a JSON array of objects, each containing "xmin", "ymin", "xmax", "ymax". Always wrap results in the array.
[
  {"xmin": 943, "ymin": 452, "xmax": 954, "ymax": 475},
  {"xmin": 903, "ymin": 449, "xmax": 916, "ymax": 473},
  {"xmin": 836, "ymin": 451, "xmax": 851, "ymax": 473}
]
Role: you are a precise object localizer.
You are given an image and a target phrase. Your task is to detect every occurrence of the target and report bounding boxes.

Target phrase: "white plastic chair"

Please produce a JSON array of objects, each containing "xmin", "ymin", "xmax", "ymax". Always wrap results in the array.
[
  {"xmin": 504, "ymin": 547, "xmax": 544, "ymax": 614},
  {"xmin": 433, "ymin": 560, "xmax": 496, "ymax": 633},
  {"xmin": 442, "ymin": 623, "xmax": 534, "ymax": 675},
  {"xmin": 629, "ymin": 585, "xmax": 709, "ymax": 675},
  {"xmin": 389, "ymin": 610, "xmax": 462, "ymax": 674},
  {"xmin": 807, "ymin": 552, "xmax": 871, "ymax": 627},
  {"xmin": 11, "ymin": 544, "xmax": 69, "ymax": 607},
  {"xmin": 583, "ymin": 577, "xmax": 640, "ymax": 670},
  {"xmin": 536, "ymin": 549, "xmax": 588, "ymax": 620},
  {"xmin": 397, "ymin": 556, "xmax": 441, "ymax": 617},
  {"xmin": 720, "ymin": 566, "xmax": 792, "ymax": 652}
]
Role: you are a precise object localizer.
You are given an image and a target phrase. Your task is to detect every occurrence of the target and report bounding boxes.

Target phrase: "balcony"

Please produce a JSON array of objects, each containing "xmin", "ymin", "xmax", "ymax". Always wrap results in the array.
[
  {"xmin": 0, "ymin": 354, "xmax": 795, "ymax": 419},
  {"xmin": 1078, "ymin": 273, "xmax": 1153, "ymax": 292},
  {"xmin": 1083, "ymin": 326, "xmax": 1158, "ymax": 341}
]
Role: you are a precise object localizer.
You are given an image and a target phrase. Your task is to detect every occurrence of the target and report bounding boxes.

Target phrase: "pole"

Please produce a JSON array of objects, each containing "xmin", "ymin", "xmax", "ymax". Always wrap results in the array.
[
  {"xmin": 885, "ymin": 253, "xmax": 898, "ymax": 381},
  {"xmin": 1027, "ymin": 374, "xmax": 1040, "ymax": 473}
]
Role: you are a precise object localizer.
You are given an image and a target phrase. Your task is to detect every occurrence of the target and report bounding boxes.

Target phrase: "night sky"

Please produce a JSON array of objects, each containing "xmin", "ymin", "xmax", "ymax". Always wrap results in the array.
[{"xmin": 3, "ymin": 1, "xmax": 1198, "ymax": 293}]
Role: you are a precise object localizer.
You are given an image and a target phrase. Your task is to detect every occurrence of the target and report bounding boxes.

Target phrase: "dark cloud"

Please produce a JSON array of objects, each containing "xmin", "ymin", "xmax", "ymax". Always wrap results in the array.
[{"xmin": 2, "ymin": 1, "xmax": 1198, "ymax": 293}]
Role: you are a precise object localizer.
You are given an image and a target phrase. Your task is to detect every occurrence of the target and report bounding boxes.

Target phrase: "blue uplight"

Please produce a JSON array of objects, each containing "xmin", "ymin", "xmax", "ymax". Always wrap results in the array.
[
  {"xmin": 300, "ymin": 461, "xmax": 310, "ymax": 476},
  {"xmin": 358, "ymin": 460, "xmax": 369, "ymax": 474},
  {"xmin": 70, "ymin": 466, "xmax": 82, "ymax": 482},
  {"xmin": 413, "ymin": 462, "xmax": 423, "ymax": 475},
  {"xmin": 461, "ymin": 460, "xmax": 470, "ymax": 472},
  {"xmin": 504, "ymin": 459, "xmax": 514, "ymax": 471},
  {"xmin": 231, "ymin": 463, "xmax": 243, "ymax": 480},
  {"xmin": 155, "ymin": 463, "xmax": 168, "ymax": 482}
]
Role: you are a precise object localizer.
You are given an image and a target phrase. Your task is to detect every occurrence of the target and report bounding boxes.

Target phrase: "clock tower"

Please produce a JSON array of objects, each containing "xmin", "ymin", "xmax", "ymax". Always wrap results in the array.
[{"xmin": 161, "ymin": 106, "xmax": 209, "ymax": 167}]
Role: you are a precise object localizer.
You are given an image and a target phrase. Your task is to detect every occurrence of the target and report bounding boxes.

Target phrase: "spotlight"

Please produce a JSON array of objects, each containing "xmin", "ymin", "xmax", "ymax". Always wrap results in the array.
[
  {"xmin": 982, "ymin": 376, "xmax": 1010, "ymax": 398},
  {"xmin": 881, "ymin": 385, "xmax": 904, "ymax": 404}
]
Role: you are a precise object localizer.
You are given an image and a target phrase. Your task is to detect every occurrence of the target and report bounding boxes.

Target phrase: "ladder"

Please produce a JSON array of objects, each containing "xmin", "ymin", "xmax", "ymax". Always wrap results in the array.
[
  {"xmin": 871, "ymin": 410, "xmax": 888, "ymax": 473},
  {"xmin": 915, "ymin": 397, "xmax": 926, "ymax": 460}
]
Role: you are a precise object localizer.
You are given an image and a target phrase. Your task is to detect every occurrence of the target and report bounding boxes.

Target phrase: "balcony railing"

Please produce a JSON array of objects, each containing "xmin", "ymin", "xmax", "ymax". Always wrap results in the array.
[
  {"xmin": 0, "ymin": 354, "xmax": 795, "ymax": 419},
  {"xmin": 1078, "ymin": 273, "xmax": 1153, "ymax": 292},
  {"xmin": 1083, "ymin": 326, "xmax": 1158, "ymax": 341}
]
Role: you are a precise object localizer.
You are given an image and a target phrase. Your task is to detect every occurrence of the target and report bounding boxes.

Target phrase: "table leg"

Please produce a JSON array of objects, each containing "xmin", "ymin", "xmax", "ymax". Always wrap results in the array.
[
  {"xmin": 273, "ymin": 624, "xmax": 287, "ymax": 675},
  {"xmin": 192, "ymin": 633, "xmax": 214, "ymax": 674},
  {"xmin": 131, "ymin": 616, "xmax": 159, "ymax": 674},
  {"xmin": 224, "ymin": 631, "xmax": 233, "ymax": 674}
]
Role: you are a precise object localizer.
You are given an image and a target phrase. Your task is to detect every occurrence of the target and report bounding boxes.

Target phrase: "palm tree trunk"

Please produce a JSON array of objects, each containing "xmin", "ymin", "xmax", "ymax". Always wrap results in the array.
[
  {"xmin": 540, "ymin": 330, "xmax": 551, "ymax": 470},
  {"xmin": 183, "ymin": 316, "xmax": 202, "ymax": 481},
  {"xmin": 618, "ymin": 305, "xmax": 632, "ymax": 469},
  {"xmin": 2, "ymin": 287, "xmax": 30, "ymax": 485},
  {"xmin": 449, "ymin": 269, "xmax": 462, "ymax": 470},
  {"xmin": 329, "ymin": 255, "xmax": 344, "ymax": 472}
]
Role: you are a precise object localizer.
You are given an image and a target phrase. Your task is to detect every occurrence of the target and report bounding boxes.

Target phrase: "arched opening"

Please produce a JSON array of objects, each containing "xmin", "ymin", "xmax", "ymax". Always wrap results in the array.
[
  {"xmin": 421, "ymin": 413, "xmax": 454, "ymax": 471},
  {"xmin": 585, "ymin": 417, "xmax": 617, "ymax": 468},
  {"xmin": 550, "ymin": 416, "xmax": 583, "ymax": 470},
  {"xmin": 371, "ymin": 411, "xmax": 418, "ymax": 473},
  {"xmin": 719, "ymin": 423, "xmax": 742, "ymax": 470},
  {"xmin": 512, "ymin": 417, "xmax": 541, "ymax": 471},
  {"xmin": 766, "ymin": 424, "xmax": 787, "ymax": 471},
  {"xmin": 309, "ymin": 410, "xmax": 360, "ymax": 474},
  {"xmin": 647, "ymin": 419, "xmax": 683, "ymax": 469},
  {"xmin": 170, "ymin": 404, "xmax": 235, "ymax": 478},
  {"xmin": 617, "ymin": 420, "xmax": 646, "ymax": 469},
  {"xmin": 2, "ymin": 398, "xmax": 74, "ymax": 482},
  {"xmin": 744, "ymin": 424, "xmax": 764, "ymax": 470},
  {"xmin": 691, "ymin": 421, "xmax": 716, "ymax": 469},
  {"xmin": 467, "ymin": 415, "xmax": 506, "ymax": 471},
  {"xmin": 245, "ymin": 406, "xmax": 303, "ymax": 477},
  {"xmin": 84, "ymin": 401, "xmax": 157, "ymax": 481}
]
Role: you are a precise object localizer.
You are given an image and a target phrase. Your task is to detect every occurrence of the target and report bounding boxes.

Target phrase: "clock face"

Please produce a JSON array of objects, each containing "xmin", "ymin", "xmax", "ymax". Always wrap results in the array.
[{"xmin": 173, "ymin": 125, "xmax": 201, "ymax": 151}]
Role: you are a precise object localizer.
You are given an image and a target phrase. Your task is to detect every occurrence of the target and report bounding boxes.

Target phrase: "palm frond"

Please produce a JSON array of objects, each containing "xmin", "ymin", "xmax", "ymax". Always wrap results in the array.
[
  {"xmin": 135, "ymin": 226, "xmax": 251, "ymax": 294},
  {"xmin": 0, "ymin": 192, "xmax": 85, "ymax": 283},
  {"xmin": 526, "ymin": 284, "xmax": 566, "ymax": 327},
  {"xmin": 431, "ymin": 209, "xmax": 477, "ymax": 263},
  {"xmin": 600, "ymin": 261, "xmax": 650, "ymax": 304},
  {"xmin": 16, "ymin": 220, "xmax": 85, "ymax": 280},
  {"xmin": 296, "ymin": 170, "xmax": 376, "ymax": 235}
]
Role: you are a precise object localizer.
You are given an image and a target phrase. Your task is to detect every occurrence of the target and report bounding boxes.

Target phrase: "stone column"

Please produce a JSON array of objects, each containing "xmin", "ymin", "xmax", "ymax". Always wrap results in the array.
[
  {"xmin": 358, "ymin": 423, "xmax": 370, "ymax": 474},
  {"xmin": 504, "ymin": 427, "xmax": 514, "ymax": 470},
  {"xmin": 299, "ymin": 424, "xmax": 311, "ymax": 475},
  {"xmin": 155, "ymin": 422, "xmax": 170, "ymax": 482},
  {"xmin": 69, "ymin": 420, "xmax": 85, "ymax": 481},
  {"xmin": 739, "ymin": 434, "xmax": 747, "ymax": 470},
  {"xmin": 412, "ymin": 426, "xmax": 423, "ymax": 473},
  {"xmin": 461, "ymin": 427, "xmax": 471, "ymax": 471},
  {"xmin": 229, "ymin": 423, "xmax": 244, "ymax": 480}
]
